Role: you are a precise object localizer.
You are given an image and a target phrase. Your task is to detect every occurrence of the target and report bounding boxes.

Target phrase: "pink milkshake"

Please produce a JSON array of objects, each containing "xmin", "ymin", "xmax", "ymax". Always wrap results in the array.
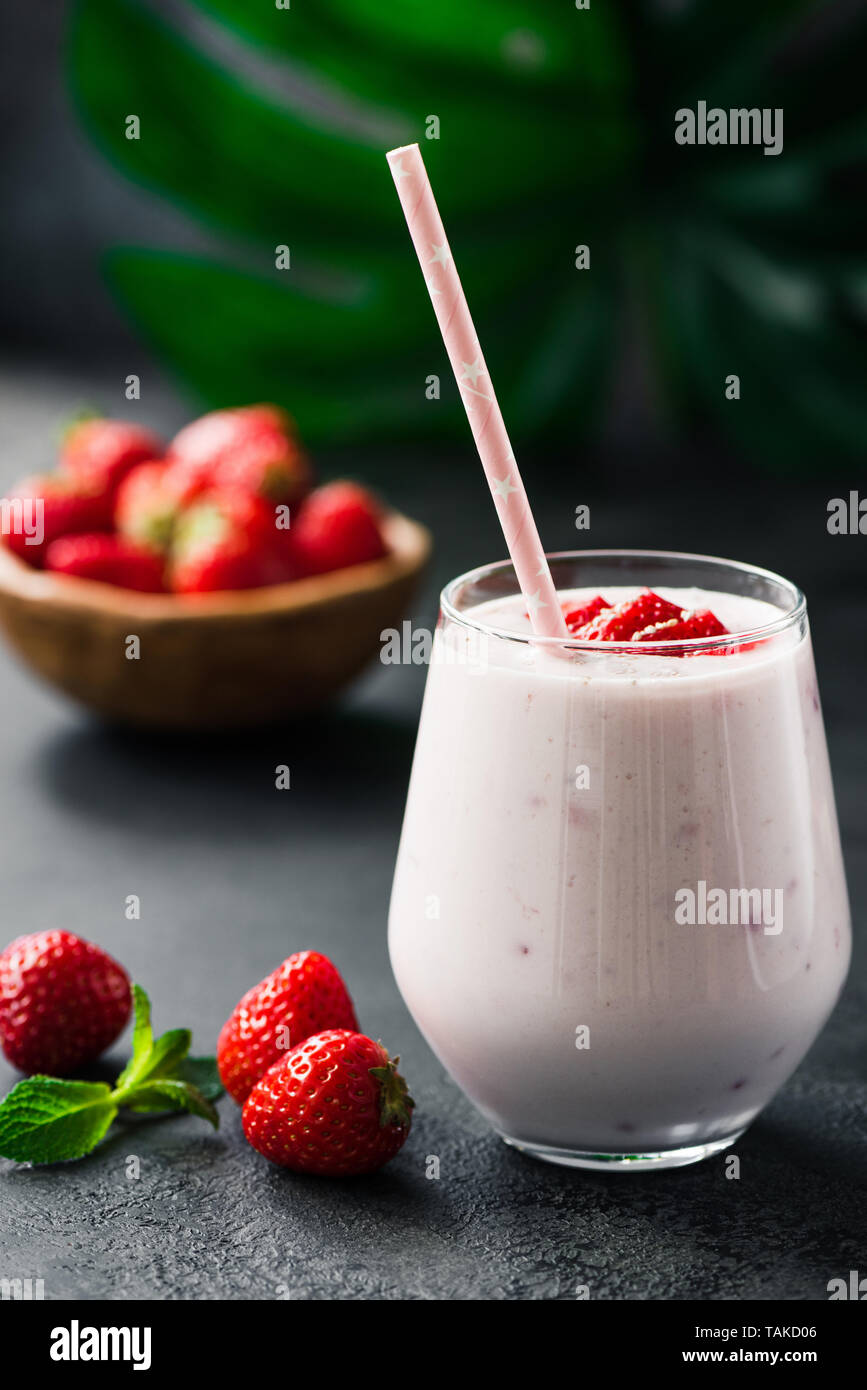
[{"xmin": 388, "ymin": 551, "xmax": 851, "ymax": 1169}]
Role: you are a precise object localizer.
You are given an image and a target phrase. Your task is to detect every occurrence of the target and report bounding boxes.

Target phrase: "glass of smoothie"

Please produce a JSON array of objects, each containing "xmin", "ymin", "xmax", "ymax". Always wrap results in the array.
[{"xmin": 389, "ymin": 550, "xmax": 851, "ymax": 1170}]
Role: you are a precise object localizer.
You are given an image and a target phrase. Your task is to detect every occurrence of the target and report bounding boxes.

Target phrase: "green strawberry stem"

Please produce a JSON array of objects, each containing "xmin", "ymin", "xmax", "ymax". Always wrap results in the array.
[
  {"xmin": 369, "ymin": 1051, "xmax": 415, "ymax": 1130},
  {"xmin": 58, "ymin": 407, "xmax": 101, "ymax": 444}
]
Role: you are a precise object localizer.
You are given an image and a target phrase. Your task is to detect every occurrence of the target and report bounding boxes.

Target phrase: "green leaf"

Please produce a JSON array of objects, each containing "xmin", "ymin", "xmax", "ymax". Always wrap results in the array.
[
  {"xmin": 65, "ymin": 0, "xmax": 630, "ymax": 445},
  {"xmin": 648, "ymin": 218, "xmax": 867, "ymax": 468},
  {"xmin": 114, "ymin": 984, "xmax": 192, "ymax": 1097},
  {"xmin": 197, "ymin": 0, "xmax": 628, "ymax": 92},
  {"xmin": 107, "ymin": 983, "xmax": 219, "ymax": 1125},
  {"xmin": 124, "ymin": 1080, "xmax": 219, "ymax": 1130},
  {"xmin": 177, "ymin": 1056, "xmax": 224, "ymax": 1104},
  {"xmin": 0, "ymin": 983, "xmax": 222, "ymax": 1165},
  {"xmin": 0, "ymin": 1078, "xmax": 117, "ymax": 1165},
  {"xmin": 113, "ymin": 983, "xmax": 153, "ymax": 1091},
  {"xmin": 67, "ymin": 0, "xmax": 867, "ymax": 467},
  {"xmin": 68, "ymin": 0, "xmax": 399, "ymax": 247},
  {"xmin": 103, "ymin": 250, "xmax": 462, "ymax": 438},
  {"xmin": 69, "ymin": 0, "xmax": 625, "ymax": 245},
  {"xmin": 140, "ymin": 1028, "xmax": 192, "ymax": 1080},
  {"xmin": 323, "ymin": 0, "xmax": 625, "ymax": 86}
]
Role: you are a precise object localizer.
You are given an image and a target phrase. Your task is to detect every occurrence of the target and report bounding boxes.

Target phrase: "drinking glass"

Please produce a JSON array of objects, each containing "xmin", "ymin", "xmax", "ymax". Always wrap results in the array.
[{"xmin": 388, "ymin": 551, "xmax": 851, "ymax": 1169}]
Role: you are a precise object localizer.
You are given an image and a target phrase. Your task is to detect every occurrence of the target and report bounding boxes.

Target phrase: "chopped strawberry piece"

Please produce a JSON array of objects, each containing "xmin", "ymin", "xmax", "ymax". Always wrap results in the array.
[
  {"xmin": 634, "ymin": 609, "xmax": 730, "ymax": 643},
  {"xmin": 575, "ymin": 590, "xmax": 683, "ymax": 641},
  {"xmin": 563, "ymin": 594, "xmax": 609, "ymax": 633},
  {"xmin": 568, "ymin": 591, "xmax": 732, "ymax": 653}
]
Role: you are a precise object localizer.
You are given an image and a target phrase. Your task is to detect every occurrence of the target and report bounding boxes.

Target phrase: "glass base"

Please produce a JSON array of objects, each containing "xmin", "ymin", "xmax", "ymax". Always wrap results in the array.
[{"xmin": 498, "ymin": 1128, "xmax": 746, "ymax": 1172}]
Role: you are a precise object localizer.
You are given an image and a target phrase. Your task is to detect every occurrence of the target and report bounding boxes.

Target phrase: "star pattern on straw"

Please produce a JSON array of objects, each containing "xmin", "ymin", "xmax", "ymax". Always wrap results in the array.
[
  {"xmin": 461, "ymin": 384, "xmax": 492, "ymax": 406},
  {"xmin": 526, "ymin": 589, "xmax": 548, "ymax": 615},
  {"xmin": 429, "ymin": 243, "xmax": 451, "ymax": 269},
  {"xmin": 536, "ymin": 554, "xmax": 549, "ymax": 577},
  {"xmin": 460, "ymin": 357, "xmax": 485, "ymax": 387},
  {"xmin": 391, "ymin": 159, "xmax": 411, "ymax": 182},
  {"xmin": 426, "ymin": 276, "xmax": 442, "ymax": 297},
  {"xmin": 492, "ymin": 475, "xmax": 518, "ymax": 502}
]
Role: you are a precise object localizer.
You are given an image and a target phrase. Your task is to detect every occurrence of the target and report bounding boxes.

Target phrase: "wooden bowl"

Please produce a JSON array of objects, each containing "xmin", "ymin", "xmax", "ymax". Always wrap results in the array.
[{"xmin": 0, "ymin": 511, "xmax": 431, "ymax": 729}]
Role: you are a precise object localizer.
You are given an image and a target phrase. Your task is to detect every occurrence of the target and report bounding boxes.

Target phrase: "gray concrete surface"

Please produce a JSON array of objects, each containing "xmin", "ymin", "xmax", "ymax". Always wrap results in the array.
[{"xmin": 0, "ymin": 364, "xmax": 864, "ymax": 1300}]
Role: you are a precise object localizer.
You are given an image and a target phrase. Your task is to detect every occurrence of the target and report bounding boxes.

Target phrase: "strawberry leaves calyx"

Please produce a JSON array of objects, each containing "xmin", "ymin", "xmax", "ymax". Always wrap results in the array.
[{"xmin": 369, "ymin": 1050, "xmax": 415, "ymax": 1131}]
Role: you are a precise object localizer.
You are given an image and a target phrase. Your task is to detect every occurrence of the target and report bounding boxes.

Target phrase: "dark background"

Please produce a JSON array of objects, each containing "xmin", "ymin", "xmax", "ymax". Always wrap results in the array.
[{"xmin": 0, "ymin": 1, "xmax": 865, "ymax": 1301}]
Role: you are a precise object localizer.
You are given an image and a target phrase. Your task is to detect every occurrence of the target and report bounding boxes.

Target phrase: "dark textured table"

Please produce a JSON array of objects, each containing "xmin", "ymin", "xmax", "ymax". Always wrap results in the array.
[{"xmin": 0, "ymin": 364, "xmax": 864, "ymax": 1301}]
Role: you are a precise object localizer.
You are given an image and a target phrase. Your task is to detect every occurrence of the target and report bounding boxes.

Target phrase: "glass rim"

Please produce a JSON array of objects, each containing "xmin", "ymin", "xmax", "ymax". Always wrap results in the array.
[{"xmin": 440, "ymin": 548, "xmax": 807, "ymax": 652}]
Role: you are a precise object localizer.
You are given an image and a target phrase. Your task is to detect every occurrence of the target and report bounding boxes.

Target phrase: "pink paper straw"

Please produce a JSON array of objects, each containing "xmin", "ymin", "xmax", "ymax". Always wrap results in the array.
[{"xmin": 386, "ymin": 143, "xmax": 568, "ymax": 639}]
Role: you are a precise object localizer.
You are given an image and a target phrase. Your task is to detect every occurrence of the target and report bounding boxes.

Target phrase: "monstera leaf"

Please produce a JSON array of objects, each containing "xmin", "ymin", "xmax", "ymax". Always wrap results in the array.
[{"xmin": 67, "ymin": 0, "xmax": 867, "ymax": 466}]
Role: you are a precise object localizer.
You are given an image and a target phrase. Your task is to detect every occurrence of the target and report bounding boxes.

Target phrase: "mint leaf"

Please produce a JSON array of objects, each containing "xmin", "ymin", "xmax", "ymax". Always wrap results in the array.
[
  {"xmin": 0, "ymin": 1078, "xmax": 117, "ymax": 1164},
  {"xmin": 0, "ymin": 984, "xmax": 222, "ymax": 1165},
  {"xmin": 109, "ymin": 985, "xmax": 218, "ymax": 1126},
  {"xmin": 124, "ymin": 1080, "xmax": 219, "ymax": 1129},
  {"xmin": 114, "ymin": 985, "xmax": 190, "ymax": 1095},
  {"xmin": 177, "ymin": 1056, "xmax": 224, "ymax": 1103},
  {"xmin": 113, "ymin": 983, "xmax": 153, "ymax": 1091},
  {"xmin": 136, "ymin": 1028, "xmax": 191, "ymax": 1083}
]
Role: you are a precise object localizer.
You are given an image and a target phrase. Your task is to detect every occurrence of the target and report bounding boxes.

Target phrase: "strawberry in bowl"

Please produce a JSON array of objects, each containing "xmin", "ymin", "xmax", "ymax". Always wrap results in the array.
[
  {"xmin": 2, "ymin": 406, "xmax": 399, "ymax": 596},
  {"xmin": 61, "ymin": 417, "xmax": 164, "ymax": 501},
  {"xmin": 170, "ymin": 488, "xmax": 294, "ymax": 594},
  {"xmin": 2, "ymin": 473, "xmax": 113, "ymax": 566},
  {"xmin": 0, "ymin": 405, "xmax": 430, "ymax": 727},
  {"xmin": 286, "ymin": 480, "xmax": 387, "ymax": 578},
  {"xmin": 45, "ymin": 534, "xmax": 166, "ymax": 593},
  {"xmin": 167, "ymin": 405, "xmax": 311, "ymax": 508}
]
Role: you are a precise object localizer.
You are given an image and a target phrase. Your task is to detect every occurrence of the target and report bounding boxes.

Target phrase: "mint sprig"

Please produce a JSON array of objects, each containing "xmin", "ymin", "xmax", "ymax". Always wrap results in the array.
[
  {"xmin": 0, "ymin": 1079, "xmax": 117, "ymax": 1164},
  {"xmin": 0, "ymin": 984, "xmax": 221, "ymax": 1165},
  {"xmin": 175, "ymin": 1056, "xmax": 223, "ymax": 1103}
]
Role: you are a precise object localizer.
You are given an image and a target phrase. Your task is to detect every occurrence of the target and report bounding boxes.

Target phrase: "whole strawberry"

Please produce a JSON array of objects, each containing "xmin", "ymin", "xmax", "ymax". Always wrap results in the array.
[
  {"xmin": 45, "ymin": 534, "xmax": 165, "ymax": 593},
  {"xmin": 170, "ymin": 488, "xmax": 292, "ymax": 593},
  {"xmin": 61, "ymin": 417, "xmax": 163, "ymax": 498},
  {"xmin": 115, "ymin": 461, "xmax": 188, "ymax": 553},
  {"xmin": 217, "ymin": 950, "xmax": 358, "ymax": 1104},
  {"xmin": 286, "ymin": 480, "xmax": 386, "ymax": 578},
  {"xmin": 2, "ymin": 474, "xmax": 112, "ymax": 566},
  {"xmin": 168, "ymin": 405, "xmax": 311, "ymax": 505},
  {"xmin": 242, "ymin": 1029, "xmax": 413, "ymax": 1175},
  {"xmin": 0, "ymin": 931, "xmax": 132, "ymax": 1075}
]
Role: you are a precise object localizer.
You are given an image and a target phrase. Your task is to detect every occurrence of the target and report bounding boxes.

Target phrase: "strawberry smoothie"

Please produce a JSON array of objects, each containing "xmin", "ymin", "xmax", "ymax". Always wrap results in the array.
[{"xmin": 388, "ymin": 552, "xmax": 851, "ymax": 1168}]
